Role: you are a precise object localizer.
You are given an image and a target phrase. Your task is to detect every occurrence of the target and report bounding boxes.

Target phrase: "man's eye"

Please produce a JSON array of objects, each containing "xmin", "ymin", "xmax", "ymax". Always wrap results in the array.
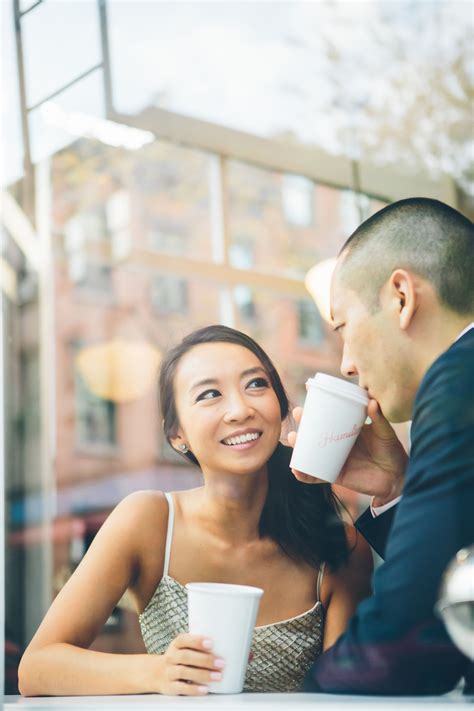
[
  {"xmin": 196, "ymin": 389, "xmax": 220, "ymax": 401},
  {"xmin": 247, "ymin": 377, "xmax": 269, "ymax": 389}
]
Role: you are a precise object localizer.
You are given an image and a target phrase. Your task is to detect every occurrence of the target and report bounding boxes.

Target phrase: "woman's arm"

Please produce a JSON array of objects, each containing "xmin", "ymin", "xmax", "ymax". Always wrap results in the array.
[
  {"xmin": 18, "ymin": 492, "xmax": 220, "ymax": 696},
  {"xmin": 322, "ymin": 526, "xmax": 373, "ymax": 651}
]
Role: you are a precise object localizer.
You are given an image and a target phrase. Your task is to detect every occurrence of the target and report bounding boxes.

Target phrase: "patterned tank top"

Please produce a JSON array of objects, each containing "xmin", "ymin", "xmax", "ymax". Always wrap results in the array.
[{"xmin": 139, "ymin": 492, "xmax": 325, "ymax": 692}]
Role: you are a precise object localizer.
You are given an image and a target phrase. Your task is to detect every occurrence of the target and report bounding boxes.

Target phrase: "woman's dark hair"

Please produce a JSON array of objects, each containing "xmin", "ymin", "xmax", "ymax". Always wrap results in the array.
[{"xmin": 159, "ymin": 324, "xmax": 349, "ymax": 570}]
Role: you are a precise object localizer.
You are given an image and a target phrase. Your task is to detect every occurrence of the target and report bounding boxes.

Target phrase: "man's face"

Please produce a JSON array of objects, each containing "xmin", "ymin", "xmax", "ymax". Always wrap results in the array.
[{"xmin": 330, "ymin": 258, "xmax": 417, "ymax": 422}]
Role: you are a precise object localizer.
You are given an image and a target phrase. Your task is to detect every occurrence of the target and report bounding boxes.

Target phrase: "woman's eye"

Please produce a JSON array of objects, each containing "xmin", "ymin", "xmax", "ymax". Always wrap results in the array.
[
  {"xmin": 247, "ymin": 377, "xmax": 269, "ymax": 390},
  {"xmin": 196, "ymin": 389, "xmax": 220, "ymax": 402}
]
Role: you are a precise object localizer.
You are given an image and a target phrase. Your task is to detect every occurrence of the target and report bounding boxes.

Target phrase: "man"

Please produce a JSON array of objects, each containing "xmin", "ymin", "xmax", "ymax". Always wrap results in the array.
[{"xmin": 289, "ymin": 197, "xmax": 474, "ymax": 695}]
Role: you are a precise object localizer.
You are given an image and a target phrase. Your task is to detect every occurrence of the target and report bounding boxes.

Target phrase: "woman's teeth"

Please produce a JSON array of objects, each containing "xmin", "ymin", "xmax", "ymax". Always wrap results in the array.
[{"xmin": 223, "ymin": 432, "xmax": 261, "ymax": 446}]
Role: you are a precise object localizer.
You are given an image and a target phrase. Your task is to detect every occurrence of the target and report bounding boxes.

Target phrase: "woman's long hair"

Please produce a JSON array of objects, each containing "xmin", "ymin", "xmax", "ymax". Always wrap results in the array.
[{"xmin": 159, "ymin": 324, "xmax": 349, "ymax": 571}]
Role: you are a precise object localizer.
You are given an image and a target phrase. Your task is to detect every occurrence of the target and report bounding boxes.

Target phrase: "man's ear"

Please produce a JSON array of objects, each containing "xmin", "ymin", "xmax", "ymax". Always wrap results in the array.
[{"xmin": 388, "ymin": 269, "xmax": 418, "ymax": 331}]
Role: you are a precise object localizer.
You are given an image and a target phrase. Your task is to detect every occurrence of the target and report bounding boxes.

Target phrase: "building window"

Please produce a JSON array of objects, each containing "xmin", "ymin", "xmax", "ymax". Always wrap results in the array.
[
  {"xmin": 64, "ymin": 207, "xmax": 109, "ymax": 249},
  {"xmin": 70, "ymin": 258, "xmax": 113, "ymax": 296},
  {"xmin": 74, "ymin": 371, "xmax": 117, "ymax": 449},
  {"xmin": 297, "ymin": 299, "xmax": 323, "ymax": 346},
  {"xmin": 150, "ymin": 275, "xmax": 189, "ymax": 315},
  {"xmin": 229, "ymin": 240, "xmax": 255, "ymax": 270},
  {"xmin": 148, "ymin": 218, "xmax": 189, "ymax": 256},
  {"xmin": 234, "ymin": 286, "xmax": 256, "ymax": 322},
  {"xmin": 339, "ymin": 190, "xmax": 370, "ymax": 235},
  {"xmin": 281, "ymin": 174, "xmax": 314, "ymax": 227},
  {"xmin": 106, "ymin": 189, "xmax": 131, "ymax": 260}
]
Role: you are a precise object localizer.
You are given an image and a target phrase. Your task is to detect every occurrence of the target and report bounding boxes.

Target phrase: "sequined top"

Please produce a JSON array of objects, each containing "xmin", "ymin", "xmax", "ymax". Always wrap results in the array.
[{"xmin": 139, "ymin": 493, "xmax": 325, "ymax": 692}]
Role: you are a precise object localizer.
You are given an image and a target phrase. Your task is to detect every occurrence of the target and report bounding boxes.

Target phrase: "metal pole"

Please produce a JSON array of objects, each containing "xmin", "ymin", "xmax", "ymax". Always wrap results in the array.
[
  {"xmin": 98, "ymin": 0, "xmax": 114, "ymax": 116},
  {"xmin": 0, "ymin": 272, "xmax": 6, "ymax": 695},
  {"xmin": 12, "ymin": 0, "xmax": 35, "ymax": 223}
]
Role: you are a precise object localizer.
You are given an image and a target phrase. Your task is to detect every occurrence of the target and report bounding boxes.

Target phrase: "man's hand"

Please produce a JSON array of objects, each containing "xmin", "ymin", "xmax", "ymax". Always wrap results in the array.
[{"xmin": 287, "ymin": 399, "xmax": 408, "ymax": 503}]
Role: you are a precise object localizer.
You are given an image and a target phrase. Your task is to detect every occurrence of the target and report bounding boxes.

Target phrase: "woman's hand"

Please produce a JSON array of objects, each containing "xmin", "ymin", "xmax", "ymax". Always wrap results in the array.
[{"xmin": 153, "ymin": 633, "xmax": 225, "ymax": 696}]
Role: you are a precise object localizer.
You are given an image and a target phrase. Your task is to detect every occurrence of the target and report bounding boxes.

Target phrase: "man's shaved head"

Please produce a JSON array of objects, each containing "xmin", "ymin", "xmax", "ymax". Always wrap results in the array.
[{"xmin": 338, "ymin": 197, "xmax": 474, "ymax": 315}]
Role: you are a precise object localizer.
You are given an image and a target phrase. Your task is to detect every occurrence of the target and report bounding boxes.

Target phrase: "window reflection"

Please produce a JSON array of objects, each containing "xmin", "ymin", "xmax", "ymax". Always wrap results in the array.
[{"xmin": 5, "ymin": 130, "xmax": 392, "ymax": 688}]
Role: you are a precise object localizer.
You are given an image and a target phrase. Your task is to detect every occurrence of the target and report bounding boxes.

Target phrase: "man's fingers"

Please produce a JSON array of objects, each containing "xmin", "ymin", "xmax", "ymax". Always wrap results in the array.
[
  {"xmin": 287, "ymin": 430, "xmax": 297, "ymax": 448},
  {"xmin": 291, "ymin": 468, "xmax": 322, "ymax": 484},
  {"xmin": 367, "ymin": 399, "xmax": 396, "ymax": 438}
]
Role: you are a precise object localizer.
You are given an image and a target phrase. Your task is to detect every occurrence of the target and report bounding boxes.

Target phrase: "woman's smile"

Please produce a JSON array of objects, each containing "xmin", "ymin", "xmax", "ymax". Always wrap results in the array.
[{"xmin": 221, "ymin": 429, "xmax": 263, "ymax": 450}]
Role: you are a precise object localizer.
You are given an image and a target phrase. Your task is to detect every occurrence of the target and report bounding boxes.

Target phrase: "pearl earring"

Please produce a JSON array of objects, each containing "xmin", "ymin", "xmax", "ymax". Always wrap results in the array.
[{"xmin": 178, "ymin": 444, "xmax": 189, "ymax": 453}]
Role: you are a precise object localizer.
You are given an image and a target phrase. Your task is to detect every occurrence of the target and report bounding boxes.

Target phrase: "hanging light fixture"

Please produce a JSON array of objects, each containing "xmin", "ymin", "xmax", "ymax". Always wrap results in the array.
[
  {"xmin": 304, "ymin": 257, "xmax": 337, "ymax": 324},
  {"xmin": 75, "ymin": 340, "xmax": 161, "ymax": 403}
]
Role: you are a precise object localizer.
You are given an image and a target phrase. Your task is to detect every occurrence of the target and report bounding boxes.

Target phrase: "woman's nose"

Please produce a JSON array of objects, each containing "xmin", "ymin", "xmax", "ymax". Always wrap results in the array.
[{"xmin": 223, "ymin": 395, "xmax": 254, "ymax": 422}]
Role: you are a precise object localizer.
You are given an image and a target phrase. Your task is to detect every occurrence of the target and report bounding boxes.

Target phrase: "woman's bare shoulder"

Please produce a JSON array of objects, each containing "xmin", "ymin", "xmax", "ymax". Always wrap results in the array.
[{"xmin": 100, "ymin": 490, "xmax": 170, "ymax": 557}]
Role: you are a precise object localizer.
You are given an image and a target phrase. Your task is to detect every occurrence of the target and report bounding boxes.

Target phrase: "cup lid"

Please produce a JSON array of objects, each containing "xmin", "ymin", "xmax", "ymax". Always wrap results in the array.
[{"xmin": 307, "ymin": 373, "xmax": 369, "ymax": 406}]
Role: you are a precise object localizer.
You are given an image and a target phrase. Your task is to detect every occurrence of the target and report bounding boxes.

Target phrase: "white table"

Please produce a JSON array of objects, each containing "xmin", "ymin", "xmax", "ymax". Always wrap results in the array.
[{"xmin": 2, "ymin": 693, "xmax": 471, "ymax": 711}]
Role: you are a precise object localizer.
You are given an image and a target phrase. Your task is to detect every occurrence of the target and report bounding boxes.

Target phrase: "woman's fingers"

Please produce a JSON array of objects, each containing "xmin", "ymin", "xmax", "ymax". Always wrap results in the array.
[
  {"xmin": 171, "ymin": 681, "xmax": 209, "ymax": 696},
  {"xmin": 175, "ymin": 664, "xmax": 222, "ymax": 685},
  {"xmin": 176, "ymin": 648, "xmax": 224, "ymax": 671},
  {"xmin": 172, "ymin": 633, "xmax": 213, "ymax": 651}
]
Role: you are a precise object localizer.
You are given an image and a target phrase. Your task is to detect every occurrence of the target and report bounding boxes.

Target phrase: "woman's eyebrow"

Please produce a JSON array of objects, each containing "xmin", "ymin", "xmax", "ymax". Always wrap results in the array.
[
  {"xmin": 189, "ymin": 377, "xmax": 218, "ymax": 393},
  {"xmin": 240, "ymin": 366, "xmax": 267, "ymax": 379}
]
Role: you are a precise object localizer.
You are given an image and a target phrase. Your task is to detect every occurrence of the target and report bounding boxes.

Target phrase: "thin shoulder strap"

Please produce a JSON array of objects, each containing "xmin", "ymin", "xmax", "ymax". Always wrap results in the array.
[
  {"xmin": 316, "ymin": 561, "xmax": 326, "ymax": 603},
  {"xmin": 163, "ymin": 492, "xmax": 175, "ymax": 577}
]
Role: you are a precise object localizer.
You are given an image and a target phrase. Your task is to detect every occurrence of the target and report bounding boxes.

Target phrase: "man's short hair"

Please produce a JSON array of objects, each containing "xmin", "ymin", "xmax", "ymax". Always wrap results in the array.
[{"xmin": 338, "ymin": 197, "xmax": 474, "ymax": 315}]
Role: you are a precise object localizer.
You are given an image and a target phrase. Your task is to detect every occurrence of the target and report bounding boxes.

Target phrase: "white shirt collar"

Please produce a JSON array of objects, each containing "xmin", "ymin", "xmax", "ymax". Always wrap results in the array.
[{"xmin": 455, "ymin": 323, "xmax": 474, "ymax": 343}]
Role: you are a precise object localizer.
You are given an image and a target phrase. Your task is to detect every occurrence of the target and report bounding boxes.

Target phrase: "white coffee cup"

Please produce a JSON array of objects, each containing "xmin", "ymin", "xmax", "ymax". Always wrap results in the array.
[
  {"xmin": 186, "ymin": 582, "xmax": 263, "ymax": 694},
  {"xmin": 290, "ymin": 373, "xmax": 369, "ymax": 483}
]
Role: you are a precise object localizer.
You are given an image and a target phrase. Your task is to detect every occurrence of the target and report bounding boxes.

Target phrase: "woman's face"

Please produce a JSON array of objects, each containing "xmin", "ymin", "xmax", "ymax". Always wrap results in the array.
[{"xmin": 170, "ymin": 342, "xmax": 282, "ymax": 477}]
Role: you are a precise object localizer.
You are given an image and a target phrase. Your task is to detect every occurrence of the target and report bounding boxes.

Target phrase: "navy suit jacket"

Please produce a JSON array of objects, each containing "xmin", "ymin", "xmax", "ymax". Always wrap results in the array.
[{"xmin": 304, "ymin": 328, "xmax": 474, "ymax": 695}]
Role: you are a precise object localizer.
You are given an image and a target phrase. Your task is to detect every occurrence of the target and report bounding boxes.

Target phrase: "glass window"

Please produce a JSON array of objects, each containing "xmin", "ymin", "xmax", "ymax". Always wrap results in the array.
[
  {"xmin": 22, "ymin": 0, "xmax": 101, "ymax": 109},
  {"xmin": 28, "ymin": 69, "xmax": 105, "ymax": 165},
  {"xmin": 19, "ymin": 0, "xmax": 43, "ymax": 14},
  {"xmin": 0, "ymin": 1, "xmax": 24, "ymax": 186}
]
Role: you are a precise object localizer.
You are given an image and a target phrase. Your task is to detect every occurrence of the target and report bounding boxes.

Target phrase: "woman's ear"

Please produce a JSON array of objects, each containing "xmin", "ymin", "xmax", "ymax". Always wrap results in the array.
[
  {"xmin": 169, "ymin": 431, "xmax": 188, "ymax": 453},
  {"xmin": 387, "ymin": 269, "xmax": 418, "ymax": 331}
]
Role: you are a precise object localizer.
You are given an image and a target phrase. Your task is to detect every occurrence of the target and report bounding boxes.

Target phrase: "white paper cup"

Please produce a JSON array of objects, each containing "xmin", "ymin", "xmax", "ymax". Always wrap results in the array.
[
  {"xmin": 290, "ymin": 373, "xmax": 369, "ymax": 483},
  {"xmin": 186, "ymin": 582, "xmax": 263, "ymax": 694}
]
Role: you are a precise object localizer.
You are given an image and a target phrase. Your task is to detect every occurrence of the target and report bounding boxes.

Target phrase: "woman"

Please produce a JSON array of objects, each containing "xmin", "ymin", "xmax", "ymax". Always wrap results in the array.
[{"xmin": 19, "ymin": 325, "xmax": 372, "ymax": 696}]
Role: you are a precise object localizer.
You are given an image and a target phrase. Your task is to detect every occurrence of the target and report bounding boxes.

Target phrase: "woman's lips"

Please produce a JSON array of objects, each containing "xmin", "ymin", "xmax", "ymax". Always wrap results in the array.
[{"xmin": 221, "ymin": 432, "xmax": 263, "ymax": 451}]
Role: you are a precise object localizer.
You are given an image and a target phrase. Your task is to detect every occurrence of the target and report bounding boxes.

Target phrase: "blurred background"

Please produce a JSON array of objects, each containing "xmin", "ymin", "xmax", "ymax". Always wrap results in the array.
[{"xmin": 1, "ymin": 0, "xmax": 472, "ymax": 694}]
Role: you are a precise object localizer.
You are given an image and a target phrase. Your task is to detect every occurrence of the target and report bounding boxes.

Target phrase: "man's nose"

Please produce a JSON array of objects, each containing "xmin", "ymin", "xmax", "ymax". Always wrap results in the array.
[{"xmin": 340, "ymin": 345, "xmax": 359, "ymax": 379}]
